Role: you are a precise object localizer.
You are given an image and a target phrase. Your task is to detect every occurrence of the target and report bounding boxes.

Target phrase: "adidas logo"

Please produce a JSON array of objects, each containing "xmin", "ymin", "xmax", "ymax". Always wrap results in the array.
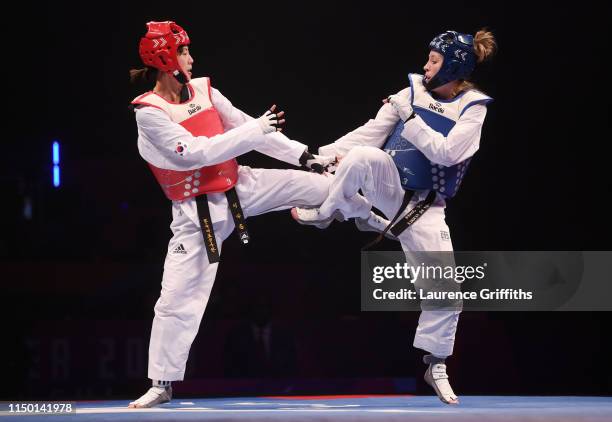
[{"xmin": 172, "ymin": 244, "xmax": 187, "ymax": 254}]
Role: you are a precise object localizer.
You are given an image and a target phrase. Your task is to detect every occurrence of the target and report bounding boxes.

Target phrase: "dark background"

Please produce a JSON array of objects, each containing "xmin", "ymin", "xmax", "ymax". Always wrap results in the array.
[{"xmin": 2, "ymin": 1, "xmax": 611, "ymax": 400}]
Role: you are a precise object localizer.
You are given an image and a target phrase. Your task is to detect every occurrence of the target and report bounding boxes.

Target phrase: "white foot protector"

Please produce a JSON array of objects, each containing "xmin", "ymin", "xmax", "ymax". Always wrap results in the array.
[
  {"xmin": 128, "ymin": 386, "xmax": 172, "ymax": 408},
  {"xmin": 291, "ymin": 207, "xmax": 344, "ymax": 229},
  {"xmin": 354, "ymin": 211, "xmax": 398, "ymax": 241},
  {"xmin": 424, "ymin": 363, "xmax": 459, "ymax": 405}
]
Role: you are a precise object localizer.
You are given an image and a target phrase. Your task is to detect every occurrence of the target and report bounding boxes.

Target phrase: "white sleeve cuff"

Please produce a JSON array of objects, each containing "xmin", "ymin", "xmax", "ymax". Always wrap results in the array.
[{"xmin": 318, "ymin": 144, "xmax": 339, "ymax": 157}]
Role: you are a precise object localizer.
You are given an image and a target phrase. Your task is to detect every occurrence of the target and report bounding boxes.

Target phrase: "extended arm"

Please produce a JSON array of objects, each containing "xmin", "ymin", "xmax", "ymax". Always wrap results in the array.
[
  {"xmin": 135, "ymin": 106, "xmax": 266, "ymax": 170},
  {"xmin": 318, "ymin": 88, "xmax": 411, "ymax": 157},
  {"xmin": 211, "ymin": 88, "xmax": 308, "ymax": 166}
]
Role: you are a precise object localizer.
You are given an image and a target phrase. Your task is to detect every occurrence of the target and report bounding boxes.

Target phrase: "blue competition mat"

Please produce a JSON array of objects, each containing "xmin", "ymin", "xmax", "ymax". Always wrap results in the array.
[{"xmin": 2, "ymin": 395, "xmax": 612, "ymax": 421}]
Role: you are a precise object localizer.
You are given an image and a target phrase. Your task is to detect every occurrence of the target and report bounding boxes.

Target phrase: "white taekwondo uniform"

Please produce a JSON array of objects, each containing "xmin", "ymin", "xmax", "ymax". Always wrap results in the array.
[
  {"xmin": 317, "ymin": 74, "xmax": 492, "ymax": 357},
  {"xmin": 133, "ymin": 77, "xmax": 330, "ymax": 380}
]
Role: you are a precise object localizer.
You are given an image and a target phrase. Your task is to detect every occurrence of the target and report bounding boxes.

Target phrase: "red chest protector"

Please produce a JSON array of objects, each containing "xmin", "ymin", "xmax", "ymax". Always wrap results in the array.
[{"xmin": 132, "ymin": 77, "xmax": 238, "ymax": 200}]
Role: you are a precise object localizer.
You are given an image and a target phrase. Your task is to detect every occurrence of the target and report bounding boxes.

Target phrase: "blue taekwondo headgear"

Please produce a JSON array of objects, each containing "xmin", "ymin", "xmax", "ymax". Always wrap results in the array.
[{"xmin": 425, "ymin": 30, "xmax": 477, "ymax": 90}]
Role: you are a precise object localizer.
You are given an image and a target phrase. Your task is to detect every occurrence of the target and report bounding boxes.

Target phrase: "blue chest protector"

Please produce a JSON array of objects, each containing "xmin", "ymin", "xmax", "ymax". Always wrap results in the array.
[{"xmin": 383, "ymin": 74, "xmax": 492, "ymax": 198}]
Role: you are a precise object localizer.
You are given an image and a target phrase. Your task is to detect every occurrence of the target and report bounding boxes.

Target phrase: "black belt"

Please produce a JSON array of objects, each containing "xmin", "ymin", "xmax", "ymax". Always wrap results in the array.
[
  {"xmin": 195, "ymin": 187, "xmax": 250, "ymax": 263},
  {"xmin": 362, "ymin": 190, "xmax": 436, "ymax": 250}
]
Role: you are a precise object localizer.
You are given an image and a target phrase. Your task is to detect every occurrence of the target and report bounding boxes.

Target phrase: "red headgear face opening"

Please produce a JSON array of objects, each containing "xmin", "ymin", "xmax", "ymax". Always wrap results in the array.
[{"xmin": 139, "ymin": 21, "xmax": 190, "ymax": 80}]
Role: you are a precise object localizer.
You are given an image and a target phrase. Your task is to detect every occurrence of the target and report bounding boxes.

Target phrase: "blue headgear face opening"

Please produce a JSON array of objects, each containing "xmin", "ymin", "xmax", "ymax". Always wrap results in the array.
[{"xmin": 425, "ymin": 30, "xmax": 477, "ymax": 90}]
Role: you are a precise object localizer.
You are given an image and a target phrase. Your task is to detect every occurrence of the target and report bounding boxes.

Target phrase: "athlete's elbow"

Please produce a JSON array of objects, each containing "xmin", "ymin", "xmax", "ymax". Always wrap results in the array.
[
  {"xmin": 439, "ymin": 154, "xmax": 463, "ymax": 167},
  {"xmin": 426, "ymin": 149, "xmax": 456, "ymax": 167}
]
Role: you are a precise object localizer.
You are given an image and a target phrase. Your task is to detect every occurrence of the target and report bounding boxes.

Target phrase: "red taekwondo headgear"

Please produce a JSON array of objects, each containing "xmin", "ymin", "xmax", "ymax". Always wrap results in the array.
[{"xmin": 139, "ymin": 21, "xmax": 190, "ymax": 84}]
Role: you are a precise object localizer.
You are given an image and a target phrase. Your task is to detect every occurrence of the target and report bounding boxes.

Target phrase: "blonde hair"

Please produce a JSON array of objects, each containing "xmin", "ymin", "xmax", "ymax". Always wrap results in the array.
[
  {"xmin": 453, "ymin": 28, "xmax": 497, "ymax": 97},
  {"xmin": 473, "ymin": 28, "xmax": 497, "ymax": 63}
]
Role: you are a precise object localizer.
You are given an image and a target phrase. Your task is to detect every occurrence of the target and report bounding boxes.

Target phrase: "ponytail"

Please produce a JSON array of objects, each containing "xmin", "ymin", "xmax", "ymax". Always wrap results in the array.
[
  {"xmin": 473, "ymin": 28, "xmax": 497, "ymax": 63},
  {"xmin": 129, "ymin": 67, "xmax": 158, "ymax": 84},
  {"xmin": 454, "ymin": 28, "xmax": 497, "ymax": 96}
]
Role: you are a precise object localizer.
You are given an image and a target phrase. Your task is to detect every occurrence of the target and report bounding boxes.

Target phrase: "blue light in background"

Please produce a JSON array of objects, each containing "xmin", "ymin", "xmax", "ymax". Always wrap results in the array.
[
  {"xmin": 52, "ymin": 141, "xmax": 60, "ymax": 188},
  {"xmin": 53, "ymin": 141, "xmax": 60, "ymax": 165},
  {"xmin": 53, "ymin": 166, "xmax": 61, "ymax": 188}
]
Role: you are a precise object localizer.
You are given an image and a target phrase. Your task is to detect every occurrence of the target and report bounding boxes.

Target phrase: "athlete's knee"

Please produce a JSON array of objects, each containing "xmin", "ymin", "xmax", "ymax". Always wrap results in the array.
[
  {"xmin": 311, "ymin": 173, "xmax": 332, "ymax": 202},
  {"xmin": 153, "ymin": 292, "xmax": 192, "ymax": 319},
  {"xmin": 288, "ymin": 170, "xmax": 331, "ymax": 204},
  {"xmin": 344, "ymin": 145, "xmax": 389, "ymax": 165},
  {"xmin": 153, "ymin": 296, "xmax": 175, "ymax": 317}
]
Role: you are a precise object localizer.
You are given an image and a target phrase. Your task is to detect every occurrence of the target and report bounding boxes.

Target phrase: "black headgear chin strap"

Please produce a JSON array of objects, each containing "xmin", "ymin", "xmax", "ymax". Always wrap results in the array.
[
  {"xmin": 423, "ymin": 74, "xmax": 446, "ymax": 91},
  {"xmin": 173, "ymin": 70, "xmax": 189, "ymax": 85},
  {"xmin": 179, "ymin": 84, "xmax": 190, "ymax": 103},
  {"xmin": 172, "ymin": 70, "xmax": 190, "ymax": 102}
]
